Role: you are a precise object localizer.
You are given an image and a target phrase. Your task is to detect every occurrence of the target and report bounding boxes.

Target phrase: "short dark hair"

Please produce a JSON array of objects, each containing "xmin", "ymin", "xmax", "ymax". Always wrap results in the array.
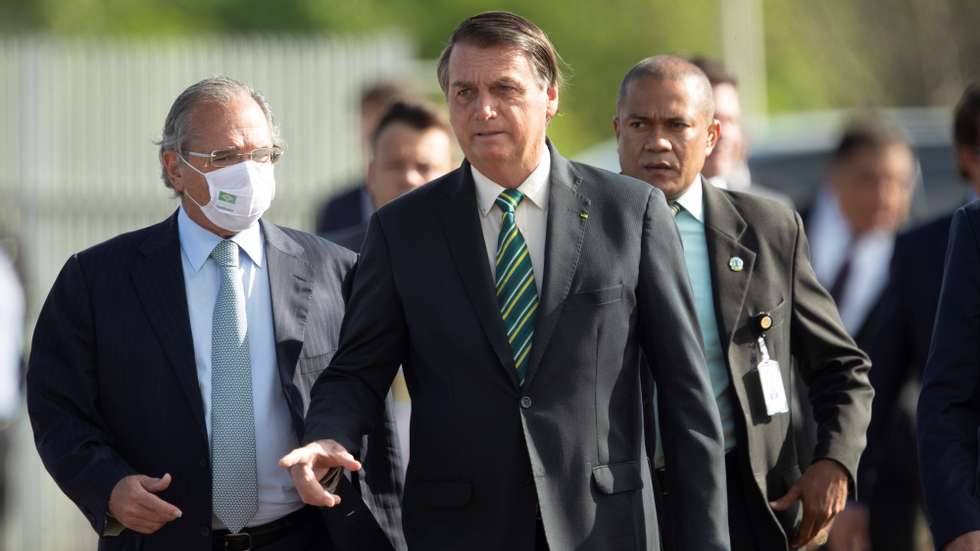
[
  {"xmin": 832, "ymin": 116, "xmax": 910, "ymax": 163},
  {"xmin": 370, "ymin": 100, "xmax": 450, "ymax": 151},
  {"xmin": 688, "ymin": 55, "xmax": 738, "ymax": 88},
  {"xmin": 436, "ymin": 11, "xmax": 564, "ymax": 94},
  {"xmin": 360, "ymin": 81, "xmax": 405, "ymax": 112},
  {"xmin": 616, "ymin": 55, "xmax": 714, "ymax": 119},
  {"xmin": 954, "ymin": 82, "xmax": 980, "ymax": 178}
]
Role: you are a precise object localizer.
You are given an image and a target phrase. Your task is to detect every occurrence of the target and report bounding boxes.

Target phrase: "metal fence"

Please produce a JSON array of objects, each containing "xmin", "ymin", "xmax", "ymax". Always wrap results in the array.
[{"xmin": 0, "ymin": 33, "xmax": 415, "ymax": 550}]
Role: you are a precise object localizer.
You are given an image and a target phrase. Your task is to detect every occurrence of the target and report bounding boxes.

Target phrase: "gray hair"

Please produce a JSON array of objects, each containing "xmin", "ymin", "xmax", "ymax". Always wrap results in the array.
[{"xmin": 157, "ymin": 76, "xmax": 281, "ymax": 189}]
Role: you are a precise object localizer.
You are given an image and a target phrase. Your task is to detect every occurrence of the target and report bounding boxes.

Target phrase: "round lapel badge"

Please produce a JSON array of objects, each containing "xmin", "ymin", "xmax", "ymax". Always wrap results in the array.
[{"xmin": 729, "ymin": 256, "xmax": 744, "ymax": 272}]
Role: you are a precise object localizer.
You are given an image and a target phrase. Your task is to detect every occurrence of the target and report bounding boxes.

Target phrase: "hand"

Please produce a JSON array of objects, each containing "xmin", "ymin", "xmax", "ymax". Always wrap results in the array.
[
  {"xmin": 107, "ymin": 473, "xmax": 182, "ymax": 534},
  {"xmin": 278, "ymin": 439, "xmax": 362, "ymax": 507},
  {"xmin": 770, "ymin": 459, "xmax": 849, "ymax": 549},
  {"xmin": 827, "ymin": 503, "xmax": 869, "ymax": 551},
  {"xmin": 945, "ymin": 531, "xmax": 980, "ymax": 551}
]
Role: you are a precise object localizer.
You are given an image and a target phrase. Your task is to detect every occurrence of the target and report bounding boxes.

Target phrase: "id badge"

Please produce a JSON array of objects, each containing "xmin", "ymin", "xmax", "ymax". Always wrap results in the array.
[{"xmin": 757, "ymin": 337, "xmax": 789, "ymax": 416}]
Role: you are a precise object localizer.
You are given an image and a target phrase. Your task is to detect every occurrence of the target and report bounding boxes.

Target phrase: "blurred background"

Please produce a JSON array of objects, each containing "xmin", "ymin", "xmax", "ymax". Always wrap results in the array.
[{"xmin": 2, "ymin": 0, "xmax": 980, "ymax": 549}]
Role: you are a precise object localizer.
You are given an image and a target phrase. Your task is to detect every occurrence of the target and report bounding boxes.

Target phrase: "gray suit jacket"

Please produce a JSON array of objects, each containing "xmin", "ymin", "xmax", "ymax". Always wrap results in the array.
[
  {"xmin": 304, "ymin": 143, "xmax": 729, "ymax": 551},
  {"xmin": 700, "ymin": 182, "xmax": 872, "ymax": 547},
  {"xmin": 26, "ymin": 212, "xmax": 405, "ymax": 551}
]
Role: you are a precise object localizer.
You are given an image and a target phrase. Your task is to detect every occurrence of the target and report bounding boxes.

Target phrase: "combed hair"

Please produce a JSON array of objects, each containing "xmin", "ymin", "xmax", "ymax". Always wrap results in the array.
[
  {"xmin": 436, "ymin": 11, "xmax": 564, "ymax": 94},
  {"xmin": 156, "ymin": 76, "xmax": 281, "ymax": 189}
]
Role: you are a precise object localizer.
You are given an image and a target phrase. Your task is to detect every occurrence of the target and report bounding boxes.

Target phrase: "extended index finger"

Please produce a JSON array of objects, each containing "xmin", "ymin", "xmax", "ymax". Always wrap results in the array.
[
  {"xmin": 135, "ymin": 488, "xmax": 182, "ymax": 521},
  {"xmin": 293, "ymin": 462, "xmax": 341, "ymax": 507}
]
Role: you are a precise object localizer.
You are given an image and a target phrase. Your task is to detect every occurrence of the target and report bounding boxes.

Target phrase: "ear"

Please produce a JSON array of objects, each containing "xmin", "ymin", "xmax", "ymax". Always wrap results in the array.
[
  {"xmin": 957, "ymin": 145, "xmax": 979, "ymax": 180},
  {"xmin": 705, "ymin": 119, "xmax": 721, "ymax": 155},
  {"xmin": 613, "ymin": 116, "xmax": 621, "ymax": 140},
  {"xmin": 162, "ymin": 150, "xmax": 185, "ymax": 193},
  {"xmin": 545, "ymin": 84, "xmax": 559, "ymax": 120}
]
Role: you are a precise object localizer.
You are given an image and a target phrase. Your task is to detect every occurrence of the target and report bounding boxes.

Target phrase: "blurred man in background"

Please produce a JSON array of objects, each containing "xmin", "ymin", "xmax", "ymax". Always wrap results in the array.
[
  {"xmin": 803, "ymin": 119, "xmax": 915, "ymax": 354},
  {"xmin": 314, "ymin": 81, "xmax": 407, "ymax": 235},
  {"xmin": 615, "ymin": 54, "xmax": 872, "ymax": 551},
  {"xmin": 850, "ymin": 82, "xmax": 980, "ymax": 551},
  {"xmin": 26, "ymin": 76, "xmax": 404, "ymax": 551},
  {"xmin": 688, "ymin": 55, "xmax": 792, "ymax": 207},
  {"xmin": 326, "ymin": 99, "xmax": 455, "ymax": 253}
]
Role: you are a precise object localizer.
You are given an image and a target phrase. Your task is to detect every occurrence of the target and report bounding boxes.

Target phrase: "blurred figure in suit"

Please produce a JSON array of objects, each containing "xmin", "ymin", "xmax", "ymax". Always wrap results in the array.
[
  {"xmin": 314, "ymin": 81, "xmax": 407, "ymax": 235},
  {"xmin": 0, "ymin": 243, "xmax": 24, "ymax": 524},
  {"xmin": 848, "ymin": 83, "xmax": 980, "ymax": 551},
  {"xmin": 688, "ymin": 56, "xmax": 793, "ymax": 208},
  {"xmin": 325, "ymin": 99, "xmax": 455, "ymax": 253}
]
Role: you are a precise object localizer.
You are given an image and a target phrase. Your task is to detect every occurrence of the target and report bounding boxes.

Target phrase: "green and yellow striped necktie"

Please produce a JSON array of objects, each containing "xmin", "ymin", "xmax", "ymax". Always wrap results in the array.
[{"xmin": 494, "ymin": 189, "xmax": 539, "ymax": 384}]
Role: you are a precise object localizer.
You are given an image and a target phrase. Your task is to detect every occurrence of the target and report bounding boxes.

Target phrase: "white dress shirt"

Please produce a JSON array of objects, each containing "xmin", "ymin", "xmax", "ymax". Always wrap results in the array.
[
  {"xmin": 472, "ymin": 145, "xmax": 550, "ymax": 293},
  {"xmin": 177, "ymin": 207, "xmax": 303, "ymax": 527},
  {"xmin": 0, "ymin": 249, "xmax": 22, "ymax": 420},
  {"xmin": 807, "ymin": 190, "xmax": 894, "ymax": 335}
]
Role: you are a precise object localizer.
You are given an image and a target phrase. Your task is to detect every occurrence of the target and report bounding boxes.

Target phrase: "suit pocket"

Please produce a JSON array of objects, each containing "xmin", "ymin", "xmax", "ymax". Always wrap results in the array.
[
  {"xmin": 571, "ymin": 284, "xmax": 624, "ymax": 306},
  {"xmin": 408, "ymin": 479, "xmax": 472, "ymax": 508},
  {"xmin": 592, "ymin": 460, "xmax": 644, "ymax": 495}
]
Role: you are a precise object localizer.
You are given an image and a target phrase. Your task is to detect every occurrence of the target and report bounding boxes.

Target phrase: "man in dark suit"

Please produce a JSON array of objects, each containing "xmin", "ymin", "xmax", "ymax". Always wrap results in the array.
[
  {"xmin": 891, "ymin": 84, "xmax": 980, "ymax": 551},
  {"xmin": 314, "ymin": 81, "xmax": 406, "ymax": 235},
  {"xmin": 917, "ymin": 198, "xmax": 980, "ymax": 551},
  {"xmin": 613, "ymin": 55, "xmax": 873, "ymax": 551},
  {"xmin": 281, "ymin": 12, "xmax": 729, "ymax": 551},
  {"xmin": 26, "ymin": 76, "xmax": 404, "ymax": 551},
  {"xmin": 326, "ymin": 100, "xmax": 455, "ymax": 253}
]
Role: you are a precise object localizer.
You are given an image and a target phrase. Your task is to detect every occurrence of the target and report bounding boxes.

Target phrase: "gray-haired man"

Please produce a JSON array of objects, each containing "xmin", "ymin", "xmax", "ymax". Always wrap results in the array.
[{"xmin": 27, "ymin": 76, "xmax": 405, "ymax": 551}]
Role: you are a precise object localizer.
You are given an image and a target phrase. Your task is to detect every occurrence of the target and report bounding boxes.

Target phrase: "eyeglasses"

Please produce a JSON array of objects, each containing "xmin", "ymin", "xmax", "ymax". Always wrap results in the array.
[{"xmin": 183, "ymin": 146, "xmax": 284, "ymax": 167}]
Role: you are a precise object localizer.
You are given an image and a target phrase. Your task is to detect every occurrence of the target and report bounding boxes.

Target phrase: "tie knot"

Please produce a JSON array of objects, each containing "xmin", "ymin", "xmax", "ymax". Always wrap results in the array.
[
  {"xmin": 211, "ymin": 239, "xmax": 239, "ymax": 268},
  {"xmin": 669, "ymin": 201, "xmax": 681, "ymax": 217},
  {"xmin": 495, "ymin": 189, "xmax": 525, "ymax": 213}
]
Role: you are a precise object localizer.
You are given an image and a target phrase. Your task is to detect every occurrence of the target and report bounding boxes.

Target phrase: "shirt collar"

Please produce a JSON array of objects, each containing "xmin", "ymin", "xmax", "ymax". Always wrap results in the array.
[
  {"xmin": 472, "ymin": 144, "xmax": 551, "ymax": 217},
  {"xmin": 177, "ymin": 206, "xmax": 265, "ymax": 272},
  {"xmin": 674, "ymin": 174, "xmax": 705, "ymax": 223}
]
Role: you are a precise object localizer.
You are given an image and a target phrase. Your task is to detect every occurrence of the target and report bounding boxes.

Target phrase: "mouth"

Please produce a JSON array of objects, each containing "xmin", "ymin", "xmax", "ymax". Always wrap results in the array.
[
  {"xmin": 473, "ymin": 131, "xmax": 506, "ymax": 139},
  {"xmin": 641, "ymin": 160, "xmax": 677, "ymax": 175}
]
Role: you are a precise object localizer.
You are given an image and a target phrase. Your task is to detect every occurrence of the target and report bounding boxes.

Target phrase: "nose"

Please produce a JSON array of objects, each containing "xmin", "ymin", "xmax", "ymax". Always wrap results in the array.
[
  {"xmin": 405, "ymin": 168, "xmax": 426, "ymax": 188},
  {"xmin": 644, "ymin": 129, "xmax": 671, "ymax": 152},
  {"xmin": 474, "ymin": 92, "xmax": 498, "ymax": 121}
]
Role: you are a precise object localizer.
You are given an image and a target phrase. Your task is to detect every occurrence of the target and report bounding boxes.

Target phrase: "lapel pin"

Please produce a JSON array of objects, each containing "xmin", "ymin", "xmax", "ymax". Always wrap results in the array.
[
  {"xmin": 757, "ymin": 312, "xmax": 773, "ymax": 331},
  {"xmin": 579, "ymin": 211, "xmax": 589, "ymax": 220},
  {"xmin": 729, "ymin": 256, "xmax": 744, "ymax": 272}
]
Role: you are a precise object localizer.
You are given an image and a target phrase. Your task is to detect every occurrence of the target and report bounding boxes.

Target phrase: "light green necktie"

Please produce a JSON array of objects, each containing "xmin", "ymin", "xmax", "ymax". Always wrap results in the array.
[{"xmin": 495, "ymin": 189, "xmax": 539, "ymax": 384}]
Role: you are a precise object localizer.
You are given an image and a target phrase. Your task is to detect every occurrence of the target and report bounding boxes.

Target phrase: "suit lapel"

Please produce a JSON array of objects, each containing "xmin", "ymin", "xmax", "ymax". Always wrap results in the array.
[
  {"xmin": 702, "ymin": 180, "xmax": 757, "ymax": 351},
  {"xmin": 523, "ymin": 145, "xmax": 590, "ymax": 388},
  {"xmin": 262, "ymin": 221, "xmax": 314, "ymax": 433},
  {"xmin": 130, "ymin": 211, "xmax": 206, "ymax": 437},
  {"xmin": 439, "ymin": 165, "xmax": 520, "ymax": 387}
]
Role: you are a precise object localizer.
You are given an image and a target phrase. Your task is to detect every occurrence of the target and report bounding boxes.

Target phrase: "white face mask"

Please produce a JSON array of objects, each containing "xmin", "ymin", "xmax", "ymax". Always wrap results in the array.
[{"xmin": 180, "ymin": 156, "xmax": 276, "ymax": 233}]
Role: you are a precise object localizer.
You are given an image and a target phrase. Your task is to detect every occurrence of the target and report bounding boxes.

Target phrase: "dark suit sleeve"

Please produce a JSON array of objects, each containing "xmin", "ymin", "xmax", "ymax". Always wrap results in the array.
[
  {"xmin": 788, "ymin": 212, "xmax": 873, "ymax": 487},
  {"xmin": 304, "ymin": 215, "xmax": 407, "ymax": 453},
  {"xmin": 636, "ymin": 190, "xmax": 729, "ymax": 551},
  {"xmin": 917, "ymin": 206, "xmax": 980, "ymax": 549},
  {"xmin": 25, "ymin": 256, "xmax": 136, "ymax": 534}
]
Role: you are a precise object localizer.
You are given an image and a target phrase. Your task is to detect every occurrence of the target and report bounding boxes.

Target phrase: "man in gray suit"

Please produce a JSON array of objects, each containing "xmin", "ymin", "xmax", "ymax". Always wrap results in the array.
[
  {"xmin": 614, "ymin": 56, "xmax": 872, "ymax": 551},
  {"xmin": 281, "ymin": 11, "xmax": 729, "ymax": 551},
  {"xmin": 27, "ymin": 77, "xmax": 404, "ymax": 551}
]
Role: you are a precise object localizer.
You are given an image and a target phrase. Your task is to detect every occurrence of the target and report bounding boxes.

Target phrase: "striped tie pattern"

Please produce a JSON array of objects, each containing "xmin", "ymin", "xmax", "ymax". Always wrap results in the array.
[
  {"xmin": 670, "ymin": 201, "xmax": 681, "ymax": 216},
  {"xmin": 210, "ymin": 239, "xmax": 258, "ymax": 534},
  {"xmin": 495, "ymin": 189, "xmax": 539, "ymax": 384}
]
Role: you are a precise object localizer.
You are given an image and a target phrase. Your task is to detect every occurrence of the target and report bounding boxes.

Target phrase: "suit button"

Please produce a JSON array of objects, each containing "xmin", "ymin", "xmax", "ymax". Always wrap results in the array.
[
  {"xmin": 200, "ymin": 526, "xmax": 210, "ymax": 537},
  {"xmin": 520, "ymin": 396, "xmax": 533, "ymax": 409}
]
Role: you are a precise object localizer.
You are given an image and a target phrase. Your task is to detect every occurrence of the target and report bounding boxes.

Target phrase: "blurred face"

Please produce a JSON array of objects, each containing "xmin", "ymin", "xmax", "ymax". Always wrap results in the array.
[
  {"xmin": 366, "ymin": 123, "xmax": 454, "ymax": 209},
  {"xmin": 162, "ymin": 95, "xmax": 273, "ymax": 237},
  {"xmin": 957, "ymin": 143, "xmax": 980, "ymax": 195},
  {"xmin": 702, "ymin": 82, "xmax": 746, "ymax": 179},
  {"xmin": 446, "ymin": 43, "xmax": 558, "ymax": 188},
  {"xmin": 615, "ymin": 76, "xmax": 719, "ymax": 200},
  {"xmin": 830, "ymin": 144, "xmax": 914, "ymax": 236}
]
